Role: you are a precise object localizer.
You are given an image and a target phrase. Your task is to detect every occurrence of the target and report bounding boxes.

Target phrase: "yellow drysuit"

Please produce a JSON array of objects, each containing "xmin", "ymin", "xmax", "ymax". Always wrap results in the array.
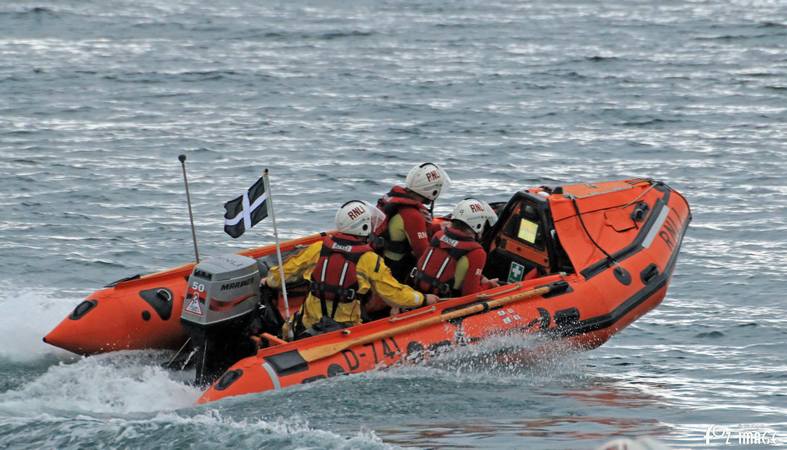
[{"xmin": 267, "ymin": 240, "xmax": 426, "ymax": 329}]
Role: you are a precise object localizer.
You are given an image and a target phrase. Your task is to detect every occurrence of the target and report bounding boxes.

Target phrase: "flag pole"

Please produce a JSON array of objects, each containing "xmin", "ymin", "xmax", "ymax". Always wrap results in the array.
[
  {"xmin": 178, "ymin": 154, "xmax": 200, "ymax": 263},
  {"xmin": 262, "ymin": 168, "xmax": 293, "ymax": 340}
]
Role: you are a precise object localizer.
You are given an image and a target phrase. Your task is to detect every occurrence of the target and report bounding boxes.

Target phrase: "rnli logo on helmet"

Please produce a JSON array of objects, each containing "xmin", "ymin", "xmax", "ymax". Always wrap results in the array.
[
  {"xmin": 347, "ymin": 205, "xmax": 366, "ymax": 220},
  {"xmin": 469, "ymin": 203, "xmax": 483, "ymax": 213},
  {"xmin": 425, "ymin": 170, "xmax": 440, "ymax": 182}
]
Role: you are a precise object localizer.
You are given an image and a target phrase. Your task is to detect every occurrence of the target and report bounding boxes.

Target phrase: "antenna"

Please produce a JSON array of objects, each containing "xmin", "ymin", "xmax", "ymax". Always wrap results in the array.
[{"xmin": 179, "ymin": 154, "xmax": 200, "ymax": 263}]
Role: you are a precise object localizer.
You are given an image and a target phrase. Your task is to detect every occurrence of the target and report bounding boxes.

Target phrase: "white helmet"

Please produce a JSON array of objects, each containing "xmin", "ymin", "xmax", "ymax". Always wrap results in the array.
[
  {"xmin": 335, "ymin": 200, "xmax": 385, "ymax": 237},
  {"xmin": 452, "ymin": 198, "xmax": 498, "ymax": 235},
  {"xmin": 405, "ymin": 162, "xmax": 450, "ymax": 202}
]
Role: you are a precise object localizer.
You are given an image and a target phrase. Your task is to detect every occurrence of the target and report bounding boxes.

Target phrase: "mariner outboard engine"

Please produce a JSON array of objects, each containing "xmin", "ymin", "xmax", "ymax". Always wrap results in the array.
[{"xmin": 181, "ymin": 254, "xmax": 264, "ymax": 386}]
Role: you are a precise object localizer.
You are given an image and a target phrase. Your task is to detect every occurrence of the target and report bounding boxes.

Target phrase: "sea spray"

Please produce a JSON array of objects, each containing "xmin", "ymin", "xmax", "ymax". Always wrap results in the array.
[
  {"xmin": 0, "ymin": 284, "xmax": 79, "ymax": 362},
  {"xmin": 0, "ymin": 351, "xmax": 200, "ymax": 415},
  {"xmin": 0, "ymin": 409, "xmax": 398, "ymax": 450}
]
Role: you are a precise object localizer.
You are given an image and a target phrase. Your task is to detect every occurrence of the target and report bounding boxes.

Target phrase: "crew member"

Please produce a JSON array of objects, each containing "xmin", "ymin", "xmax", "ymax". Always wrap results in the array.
[
  {"xmin": 374, "ymin": 162, "xmax": 450, "ymax": 281},
  {"xmin": 409, "ymin": 198, "xmax": 499, "ymax": 297},
  {"xmin": 262, "ymin": 200, "xmax": 439, "ymax": 337}
]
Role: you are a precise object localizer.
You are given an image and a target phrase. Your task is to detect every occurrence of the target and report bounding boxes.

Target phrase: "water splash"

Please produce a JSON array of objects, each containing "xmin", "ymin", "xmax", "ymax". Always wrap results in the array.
[
  {"xmin": 0, "ymin": 284, "xmax": 77, "ymax": 362},
  {"xmin": 0, "ymin": 409, "xmax": 396, "ymax": 450},
  {"xmin": 423, "ymin": 331, "xmax": 586, "ymax": 380},
  {"xmin": 0, "ymin": 351, "xmax": 199, "ymax": 415}
]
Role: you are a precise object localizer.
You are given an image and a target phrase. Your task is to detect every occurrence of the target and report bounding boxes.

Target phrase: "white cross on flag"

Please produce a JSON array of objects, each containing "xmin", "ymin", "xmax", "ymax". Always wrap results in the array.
[{"xmin": 223, "ymin": 177, "xmax": 269, "ymax": 238}]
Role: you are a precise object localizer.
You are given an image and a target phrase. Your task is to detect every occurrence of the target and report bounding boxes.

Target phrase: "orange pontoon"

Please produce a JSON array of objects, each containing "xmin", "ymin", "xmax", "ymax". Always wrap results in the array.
[{"xmin": 44, "ymin": 178, "xmax": 691, "ymax": 404}]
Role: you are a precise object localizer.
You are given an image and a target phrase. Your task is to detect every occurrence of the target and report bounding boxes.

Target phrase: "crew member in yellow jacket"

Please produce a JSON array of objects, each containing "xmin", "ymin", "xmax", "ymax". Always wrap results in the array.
[{"xmin": 263, "ymin": 200, "xmax": 439, "ymax": 336}]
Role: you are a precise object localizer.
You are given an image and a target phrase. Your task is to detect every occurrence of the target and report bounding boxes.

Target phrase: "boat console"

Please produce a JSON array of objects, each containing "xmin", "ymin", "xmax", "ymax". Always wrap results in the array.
[{"xmin": 482, "ymin": 189, "xmax": 574, "ymax": 284}]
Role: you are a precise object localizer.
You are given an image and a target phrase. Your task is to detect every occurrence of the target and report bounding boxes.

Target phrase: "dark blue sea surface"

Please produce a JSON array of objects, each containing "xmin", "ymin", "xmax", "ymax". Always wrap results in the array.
[{"xmin": 1, "ymin": 0, "xmax": 786, "ymax": 448}]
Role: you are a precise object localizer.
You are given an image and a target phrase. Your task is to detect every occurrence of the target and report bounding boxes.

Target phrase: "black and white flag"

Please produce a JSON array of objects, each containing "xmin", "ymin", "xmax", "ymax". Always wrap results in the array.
[{"xmin": 223, "ymin": 177, "xmax": 269, "ymax": 238}]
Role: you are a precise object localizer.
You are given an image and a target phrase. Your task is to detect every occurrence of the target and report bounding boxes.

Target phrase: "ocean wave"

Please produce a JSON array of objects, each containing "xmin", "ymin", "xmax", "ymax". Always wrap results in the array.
[
  {"xmin": 0, "ymin": 409, "xmax": 395, "ymax": 450},
  {"xmin": 235, "ymin": 29, "xmax": 376, "ymax": 41},
  {"xmin": 0, "ymin": 7, "xmax": 58, "ymax": 19},
  {"xmin": 0, "ymin": 286, "xmax": 77, "ymax": 363},
  {"xmin": 0, "ymin": 350, "xmax": 198, "ymax": 416}
]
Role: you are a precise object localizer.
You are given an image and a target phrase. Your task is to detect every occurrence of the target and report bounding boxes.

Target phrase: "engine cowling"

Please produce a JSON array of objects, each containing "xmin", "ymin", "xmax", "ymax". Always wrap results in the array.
[
  {"xmin": 181, "ymin": 254, "xmax": 261, "ymax": 327},
  {"xmin": 181, "ymin": 254, "xmax": 262, "ymax": 385}
]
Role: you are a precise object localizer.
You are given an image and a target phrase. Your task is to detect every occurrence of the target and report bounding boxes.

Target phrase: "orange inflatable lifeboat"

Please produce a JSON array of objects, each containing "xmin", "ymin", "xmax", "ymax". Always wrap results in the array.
[{"xmin": 44, "ymin": 178, "xmax": 691, "ymax": 404}]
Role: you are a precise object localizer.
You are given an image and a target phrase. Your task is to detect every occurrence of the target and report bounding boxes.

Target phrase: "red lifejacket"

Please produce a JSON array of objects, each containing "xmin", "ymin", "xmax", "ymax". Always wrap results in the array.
[
  {"xmin": 373, "ymin": 185, "xmax": 432, "ymax": 255},
  {"xmin": 409, "ymin": 227, "xmax": 482, "ymax": 297},
  {"xmin": 309, "ymin": 234, "xmax": 373, "ymax": 318}
]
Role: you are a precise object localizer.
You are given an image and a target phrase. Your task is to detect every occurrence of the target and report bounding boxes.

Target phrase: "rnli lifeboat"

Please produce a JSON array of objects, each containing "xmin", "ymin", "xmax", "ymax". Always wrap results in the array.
[{"xmin": 44, "ymin": 178, "xmax": 691, "ymax": 404}]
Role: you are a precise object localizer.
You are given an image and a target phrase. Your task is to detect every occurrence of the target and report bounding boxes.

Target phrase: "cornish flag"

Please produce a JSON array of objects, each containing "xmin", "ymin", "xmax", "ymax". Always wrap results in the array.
[{"xmin": 223, "ymin": 177, "xmax": 269, "ymax": 238}]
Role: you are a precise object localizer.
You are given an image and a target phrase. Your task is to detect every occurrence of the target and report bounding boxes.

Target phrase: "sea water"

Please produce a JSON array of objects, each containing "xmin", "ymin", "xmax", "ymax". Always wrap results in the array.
[{"xmin": 1, "ymin": 0, "xmax": 786, "ymax": 448}]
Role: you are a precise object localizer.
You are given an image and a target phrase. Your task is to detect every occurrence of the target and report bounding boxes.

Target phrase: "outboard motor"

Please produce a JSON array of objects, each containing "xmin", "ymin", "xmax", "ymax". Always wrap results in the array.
[{"xmin": 181, "ymin": 254, "xmax": 262, "ymax": 385}]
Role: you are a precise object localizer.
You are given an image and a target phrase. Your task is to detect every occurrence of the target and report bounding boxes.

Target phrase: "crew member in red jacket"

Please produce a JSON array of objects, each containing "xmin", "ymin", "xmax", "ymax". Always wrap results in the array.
[
  {"xmin": 409, "ymin": 198, "xmax": 499, "ymax": 297},
  {"xmin": 374, "ymin": 162, "xmax": 450, "ymax": 281}
]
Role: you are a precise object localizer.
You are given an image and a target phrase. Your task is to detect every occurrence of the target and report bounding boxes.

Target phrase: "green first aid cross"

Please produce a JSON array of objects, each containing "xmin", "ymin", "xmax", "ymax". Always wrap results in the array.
[{"xmin": 507, "ymin": 261, "xmax": 525, "ymax": 283}]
